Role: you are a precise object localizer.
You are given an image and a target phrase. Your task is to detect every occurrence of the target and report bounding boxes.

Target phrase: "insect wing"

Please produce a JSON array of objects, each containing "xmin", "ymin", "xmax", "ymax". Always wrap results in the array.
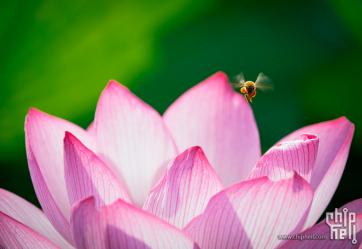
[
  {"xmin": 234, "ymin": 72, "xmax": 245, "ymax": 84},
  {"xmin": 231, "ymin": 82, "xmax": 246, "ymax": 88},
  {"xmin": 231, "ymin": 72, "xmax": 246, "ymax": 88},
  {"xmin": 254, "ymin": 72, "xmax": 275, "ymax": 92}
]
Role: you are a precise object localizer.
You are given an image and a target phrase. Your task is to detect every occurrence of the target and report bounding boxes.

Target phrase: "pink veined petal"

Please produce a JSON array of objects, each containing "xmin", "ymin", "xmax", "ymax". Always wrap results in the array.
[
  {"xmin": 280, "ymin": 201, "xmax": 362, "ymax": 249},
  {"xmin": 278, "ymin": 117, "xmax": 353, "ymax": 191},
  {"xmin": 70, "ymin": 196, "xmax": 199, "ymax": 249},
  {"xmin": 303, "ymin": 124, "xmax": 354, "ymax": 229},
  {"xmin": 0, "ymin": 189, "xmax": 73, "ymax": 249},
  {"xmin": 94, "ymin": 80, "xmax": 178, "ymax": 207},
  {"xmin": 183, "ymin": 215, "xmax": 201, "ymax": 239},
  {"xmin": 64, "ymin": 132, "xmax": 132, "ymax": 210},
  {"xmin": 143, "ymin": 146, "xmax": 223, "ymax": 229},
  {"xmin": 247, "ymin": 134, "xmax": 319, "ymax": 184},
  {"xmin": 26, "ymin": 133, "xmax": 75, "ymax": 246},
  {"xmin": 163, "ymin": 72, "xmax": 260, "ymax": 187},
  {"xmin": 0, "ymin": 211, "xmax": 60, "ymax": 249},
  {"xmin": 25, "ymin": 108, "xmax": 93, "ymax": 220},
  {"xmin": 185, "ymin": 173, "xmax": 313, "ymax": 249}
]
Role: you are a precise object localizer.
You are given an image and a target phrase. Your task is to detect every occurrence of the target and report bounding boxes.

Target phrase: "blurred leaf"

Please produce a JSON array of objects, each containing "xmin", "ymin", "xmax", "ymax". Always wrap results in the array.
[{"xmin": 0, "ymin": 0, "xmax": 213, "ymax": 160}]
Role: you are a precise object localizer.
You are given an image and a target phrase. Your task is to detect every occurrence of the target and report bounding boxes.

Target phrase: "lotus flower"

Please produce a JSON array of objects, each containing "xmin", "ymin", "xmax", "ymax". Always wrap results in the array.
[{"xmin": 0, "ymin": 72, "xmax": 360, "ymax": 249}]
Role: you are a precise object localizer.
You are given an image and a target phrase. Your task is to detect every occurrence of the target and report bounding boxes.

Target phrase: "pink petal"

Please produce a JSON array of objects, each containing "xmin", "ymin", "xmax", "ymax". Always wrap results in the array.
[
  {"xmin": 0, "ymin": 189, "xmax": 73, "ymax": 248},
  {"xmin": 185, "ymin": 173, "xmax": 313, "ymax": 249},
  {"xmin": 280, "ymin": 200, "xmax": 362, "ymax": 249},
  {"xmin": 143, "ymin": 146, "xmax": 223, "ymax": 229},
  {"xmin": 248, "ymin": 134, "xmax": 319, "ymax": 183},
  {"xmin": 86, "ymin": 121, "xmax": 95, "ymax": 137},
  {"xmin": 183, "ymin": 215, "xmax": 201, "ymax": 239},
  {"xmin": 25, "ymin": 108, "xmax": 93, "ymax": 221},
  {"xmin": 26, "ymin": 133, "xmax": 75, "ymax": 246},
  {"xmin": 303, "ymin": 121, "xmax": 354, "ymax": 229},
  {"xmin": 70, "ymin": 197, "xmax": 199, "ymax": 249},
  {"xmin": 278, "ymin": 117, "xmax": 353, "ymax": 191},
  {"xmin": 86, "ymin": 121, "xmax": 96, "ymax": 149},
  {"xmin": 64, "ymin": 132, "xmax": 131, "ymax": 209},
  {"xmin": 163, "ymin": 72, "xmax": 260, "ymax": 187},
  {"xmin": 94, "ymin": 81, "xmax": 178, "ymax": 207},
  {"xmin": 0, "ymin": 211, "xmax": 60, "ymax": 249}
]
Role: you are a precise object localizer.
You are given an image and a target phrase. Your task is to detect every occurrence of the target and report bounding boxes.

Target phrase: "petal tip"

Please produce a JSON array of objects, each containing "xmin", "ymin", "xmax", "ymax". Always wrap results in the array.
[
  {"xmin": 183, "ymin": 146, "xmax": 209, "ymax": 164},
  {"xmin": 100, "ymin": 80, "xmax": 131, "ymax": 103},
  {"xmin": 71, "ymin": 196, "xmax": 96, "ymax": 213},
  {"xmin": 25, "ymin": 108, "xmax": 44, "ymax": 130},
  {"xmin": 335, "ymin": 116, "xmax": 355, "ymax": 138},
  {"xmin": 26, "ymin": 108, "xmax": 57, "ymax": 123},
  {"xmin": 336, "ymin": 116, "xmax": 353, "ymax": 126},
  {"xmin": 106, "ymin": 80, "xmax": 129, "ymax": 91},
  {"xmin": 212, "ymin": 71, "xmax": 229, "ymax": 80},
  {"xmin": 28, "ymin": 107, "xmax": 39, "ymax": 114},
  {"xmin": 27, "ymin": 107, "xmax": 43, "ymax": 118},
  {"xmin": 63, "ymin": 131, "xmax": 76, "ymax": 142},
  {"xmin": 187, "ymin": 145, "xmax": 202, "ymax": 153},
  {"xmin": 205, "ymin": 71, "xmax": 229, "ymax": 85}
]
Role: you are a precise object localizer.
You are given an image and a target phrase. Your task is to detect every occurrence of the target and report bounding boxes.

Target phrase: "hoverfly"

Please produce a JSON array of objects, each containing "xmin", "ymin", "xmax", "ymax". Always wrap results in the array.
[{"xmin": 232, "ymin": 72, "xmax": 275, "ymax": 103}]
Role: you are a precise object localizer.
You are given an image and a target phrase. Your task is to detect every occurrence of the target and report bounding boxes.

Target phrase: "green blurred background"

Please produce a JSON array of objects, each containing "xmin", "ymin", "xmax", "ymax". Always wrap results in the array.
[{"xmin": 1, "ymin": 0, "xmax": 361, "ymax": 220}]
